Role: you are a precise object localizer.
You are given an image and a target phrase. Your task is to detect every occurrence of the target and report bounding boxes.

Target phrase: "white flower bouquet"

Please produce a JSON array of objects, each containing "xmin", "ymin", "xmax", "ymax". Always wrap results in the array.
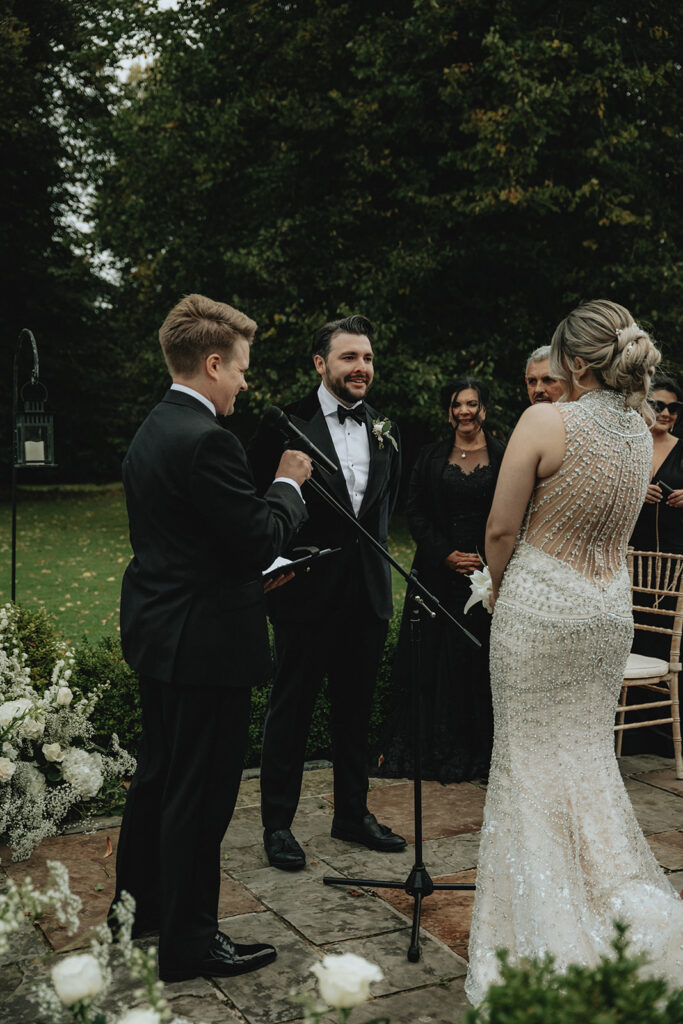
[
  {"xmin": 0, "ymin": 603, "xmax": 136, "ymax": 860},
  {"xmin": 1, "ymin": 860, "xmax": 194, "ymax": 1023},
  {"xmin": 464, "ymin": 564, "xmax": 494, "ymax": 615}
]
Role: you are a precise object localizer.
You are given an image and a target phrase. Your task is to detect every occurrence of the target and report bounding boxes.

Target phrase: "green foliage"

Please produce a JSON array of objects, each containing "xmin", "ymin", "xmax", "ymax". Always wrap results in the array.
[
  {"xmin": 13, "ymin": 604, "xmax": 63, "ymax": 691},
  {"xmin": 72, "ymin": 635, "xmax": 141, "ymax": 756},
  {"xmin": 94, "ymin": 0, "xmax": 682, "ymax": 454},
  {"xmin": 465, "ymin": 922, "xmax": 683, "ymax": 1023}
]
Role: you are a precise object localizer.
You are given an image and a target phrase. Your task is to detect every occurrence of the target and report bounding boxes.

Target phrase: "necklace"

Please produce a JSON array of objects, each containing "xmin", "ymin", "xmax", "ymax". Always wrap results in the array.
[{"xmin": 452, "ymin": 442, "xmax": 487, "ymax": 460}]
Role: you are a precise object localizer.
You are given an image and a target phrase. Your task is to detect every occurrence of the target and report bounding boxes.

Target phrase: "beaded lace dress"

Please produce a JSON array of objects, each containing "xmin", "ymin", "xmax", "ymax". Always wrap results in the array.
[{"xmin": 466, "ymin": 389, "xmax": 683, "ymax": 1004}]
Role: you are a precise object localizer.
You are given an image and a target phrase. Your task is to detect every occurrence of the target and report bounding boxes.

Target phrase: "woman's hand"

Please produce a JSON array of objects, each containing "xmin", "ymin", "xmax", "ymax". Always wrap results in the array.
[
  {"xmin": 666, "ymin": 488, "xmax": 683, "ymax": 508},
  {"xmin": 444, "ymin": 550, "xmax": 483, "ymax": 574},
  {"xmin": 644, "ymin": 483, "xmax": 663, "ymax": 505}
]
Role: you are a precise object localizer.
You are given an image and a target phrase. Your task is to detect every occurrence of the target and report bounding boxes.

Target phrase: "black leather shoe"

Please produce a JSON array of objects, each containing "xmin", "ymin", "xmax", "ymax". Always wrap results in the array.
[
  {"xmin": 160, "ymin": 931, "xmax": 276, "ymax": 982},
  {"xmin": 263, "ymin": 828, "xmax": 306, "ymax": 870},
  {"xmin": 331, "ymin": 812, "xmax": 407, "ymax": 852}
]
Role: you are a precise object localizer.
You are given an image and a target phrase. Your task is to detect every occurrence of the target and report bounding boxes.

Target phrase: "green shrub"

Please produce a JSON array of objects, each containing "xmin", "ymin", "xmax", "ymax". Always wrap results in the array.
[
  {"xmin": 72, "ymin": 635, "xmax": 141, "ymax": 756},
  {"xmin": 465, "ymin": 923, "xmax": 683, "ymax": 1024},
  {"xmin": 13, "ymin": 603, "xmax": 64, "ymax": 691}
]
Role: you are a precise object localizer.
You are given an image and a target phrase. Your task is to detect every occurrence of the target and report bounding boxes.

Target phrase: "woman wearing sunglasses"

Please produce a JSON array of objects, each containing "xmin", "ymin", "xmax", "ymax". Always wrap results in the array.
[
  {"xmin": 630, "ymin": 374, "xmax": 683, "ymax": 555},
  {"xmin": 624, "ymin": 375, "xmax": 683, "ymax": 756}
]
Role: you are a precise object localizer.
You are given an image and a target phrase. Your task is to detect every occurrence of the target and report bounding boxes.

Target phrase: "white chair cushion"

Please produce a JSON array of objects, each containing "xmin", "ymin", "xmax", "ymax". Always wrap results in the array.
[{"xmin": 624, "ymin": 653, "xmax": 669, "ymax": 679}]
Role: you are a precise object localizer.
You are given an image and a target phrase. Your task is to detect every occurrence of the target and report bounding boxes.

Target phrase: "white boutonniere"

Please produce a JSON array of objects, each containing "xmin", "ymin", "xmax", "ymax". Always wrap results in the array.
[
  {"xmin": 464, "ymin": 564, "xmax": 493, "ymax": 615},
  {"xmin": 371, "ymin": 417, "xmax": 398, "ymax": 451}
]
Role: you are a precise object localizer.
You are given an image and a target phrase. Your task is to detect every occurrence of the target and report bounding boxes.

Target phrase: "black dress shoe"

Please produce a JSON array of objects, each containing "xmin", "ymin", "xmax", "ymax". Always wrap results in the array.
[
  {"xmin": 331, "ymin": 812, "xmax": 407, "ymax": 852},
  {"xmin": 263, "ymin": 828, "xmax": 306, "ymax": 870},
  {"xmin": 160, "ymin": 931, "xmax": 276, "ymax": 982}
]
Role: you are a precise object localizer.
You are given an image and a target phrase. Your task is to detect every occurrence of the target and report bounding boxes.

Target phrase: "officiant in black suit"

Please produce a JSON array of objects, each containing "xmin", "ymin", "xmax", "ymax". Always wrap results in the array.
[
  {"xmin": 247, "ymin": 314, "xmax": 406, "ymax": 870},
  {"xmin": 111, "ymin": 293, "xmax": 311, "ymax": 982}
]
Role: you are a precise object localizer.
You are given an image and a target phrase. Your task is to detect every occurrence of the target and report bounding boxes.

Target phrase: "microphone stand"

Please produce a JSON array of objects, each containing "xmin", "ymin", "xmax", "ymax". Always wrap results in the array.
[{"xmin": 298, "ymin": 469, "xmax": 479, "ymax": 962}]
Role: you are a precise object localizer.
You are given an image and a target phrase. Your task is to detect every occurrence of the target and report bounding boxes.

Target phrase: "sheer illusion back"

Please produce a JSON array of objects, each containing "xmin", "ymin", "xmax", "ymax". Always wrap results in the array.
[
  {"xmin": 466, "ymin": 389, "xmax": 683, "ymax": 1005},
  {"xmin": 523, "ymin": 390, "xmax": 651, "ymax": 583}
]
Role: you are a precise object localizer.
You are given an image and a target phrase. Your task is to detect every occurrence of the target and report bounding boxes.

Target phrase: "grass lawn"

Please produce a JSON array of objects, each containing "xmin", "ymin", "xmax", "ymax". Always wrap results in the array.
[{"xmin": 0, "ymin": 485, "xmax": 415, "ymax": 644}]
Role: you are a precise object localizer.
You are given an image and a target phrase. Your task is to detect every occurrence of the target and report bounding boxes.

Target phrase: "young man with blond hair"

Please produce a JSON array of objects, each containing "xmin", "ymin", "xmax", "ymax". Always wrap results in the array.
[{"xmin": 111, "ymin": 293, "xmax": 311, "ymax": 982}]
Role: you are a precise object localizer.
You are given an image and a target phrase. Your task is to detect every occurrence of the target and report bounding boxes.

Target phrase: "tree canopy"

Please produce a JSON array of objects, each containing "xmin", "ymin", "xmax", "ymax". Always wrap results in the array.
[{"xmin": 3, "ymin": 0, "xmax": 681, "ymax": 478}]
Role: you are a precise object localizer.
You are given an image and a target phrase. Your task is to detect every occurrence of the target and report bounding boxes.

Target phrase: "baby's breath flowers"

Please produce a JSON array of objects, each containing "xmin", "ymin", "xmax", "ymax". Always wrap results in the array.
[{"xmin": 0, "ymin": 603, "xmax": 136, "ymax": 860}]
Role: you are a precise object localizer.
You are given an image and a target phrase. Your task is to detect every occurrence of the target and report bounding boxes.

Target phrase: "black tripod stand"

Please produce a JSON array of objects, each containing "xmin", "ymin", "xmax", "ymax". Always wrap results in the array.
[{"xmin": 323, "ymin": 577, "xmax": 478, "ymax": 962}]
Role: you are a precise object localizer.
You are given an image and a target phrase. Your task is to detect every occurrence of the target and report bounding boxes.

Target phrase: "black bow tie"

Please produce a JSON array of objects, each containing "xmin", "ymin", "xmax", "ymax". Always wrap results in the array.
[{"xmin": 337, "ymin": 404, "xmax": 365, "ymax": 426}]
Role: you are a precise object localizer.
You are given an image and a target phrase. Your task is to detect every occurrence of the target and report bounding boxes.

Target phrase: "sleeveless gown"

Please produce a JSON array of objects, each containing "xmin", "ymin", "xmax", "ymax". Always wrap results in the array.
[{"xmin": 466, "ymin": 390, "xmax": 683, "ymax": 1003}]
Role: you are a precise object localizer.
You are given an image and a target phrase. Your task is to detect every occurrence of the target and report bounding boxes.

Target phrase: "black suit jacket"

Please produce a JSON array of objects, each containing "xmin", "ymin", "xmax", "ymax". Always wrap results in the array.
[
  {"xmin": 247, "ymin": 388, "xmax": 401, "ymax": 623},
  {"xmin": 120, "ymin": 390, "xmax": 307, "ymax": 687}
]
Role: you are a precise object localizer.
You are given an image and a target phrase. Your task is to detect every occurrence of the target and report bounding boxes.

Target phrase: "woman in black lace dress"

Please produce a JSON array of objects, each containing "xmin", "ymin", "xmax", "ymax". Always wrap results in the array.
[{"xmin": 376, "ymin": 377, "xmax": 506, "ymax": 783}]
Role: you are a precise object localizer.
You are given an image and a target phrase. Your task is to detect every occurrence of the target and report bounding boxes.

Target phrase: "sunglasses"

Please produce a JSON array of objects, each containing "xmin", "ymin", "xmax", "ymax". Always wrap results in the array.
[{"xmin": 651, "ymin": 400, "xmax": 682, "ymax": 415}]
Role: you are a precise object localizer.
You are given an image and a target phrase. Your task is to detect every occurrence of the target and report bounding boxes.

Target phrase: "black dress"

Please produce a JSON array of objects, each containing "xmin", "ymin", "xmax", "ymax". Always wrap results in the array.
[
  {"xmin": 630, "ymin": 438, "xmax": 683, "ymax": 555},
  {"xmin": 623, "ymin": 437, "xmax": 683, "ymax": 756},
  {"xmin": 374, "ymin": 433, "xmax": 505, "ymax": 783}
]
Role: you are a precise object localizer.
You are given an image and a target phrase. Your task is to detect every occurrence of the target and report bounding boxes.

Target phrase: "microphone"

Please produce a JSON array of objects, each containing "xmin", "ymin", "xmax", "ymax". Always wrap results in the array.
[{"xmin": 263, "ymin": 406, "xmax": 338, "ymax": 475}]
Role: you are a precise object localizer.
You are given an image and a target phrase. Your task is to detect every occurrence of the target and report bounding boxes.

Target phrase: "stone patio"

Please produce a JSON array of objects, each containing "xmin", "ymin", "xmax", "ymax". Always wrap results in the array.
[{"xmin": 1, "ymin": 754, "xmax": 681, "ymax": 1024}]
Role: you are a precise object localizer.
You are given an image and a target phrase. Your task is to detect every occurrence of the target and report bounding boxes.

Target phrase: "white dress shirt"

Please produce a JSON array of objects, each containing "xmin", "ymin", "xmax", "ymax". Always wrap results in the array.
[
  {"xmin": 170, "ymin": 382, "xmax": 302, "ymax": 499},
  {"xmin": 317, "ymin": 381, "xmax": 370, "ymax": 516}
]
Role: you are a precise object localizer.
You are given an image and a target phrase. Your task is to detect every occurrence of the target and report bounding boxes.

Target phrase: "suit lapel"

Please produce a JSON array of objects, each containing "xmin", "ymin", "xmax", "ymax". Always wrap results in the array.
[
  {"xmin": 289, "ymin": 404, "xmax": 354, "ymax": 511},
  {"xmin": 358, "ymin": 406, "xmax": 391, "ymax": 517}
]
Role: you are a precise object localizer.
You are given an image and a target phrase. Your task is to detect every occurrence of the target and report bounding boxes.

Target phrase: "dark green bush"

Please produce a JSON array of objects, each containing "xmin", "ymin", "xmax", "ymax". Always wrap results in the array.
[
  {"xmin": 14, "ymin": 603, "xmax": 64, "ymax": 691},
  {"xmin": 465, "ymin": 923, "xmax": 683, "ymax": 1024},
  {"xmin": 72, "ymin": 635, "xmax": 141, "ymax": 756}
]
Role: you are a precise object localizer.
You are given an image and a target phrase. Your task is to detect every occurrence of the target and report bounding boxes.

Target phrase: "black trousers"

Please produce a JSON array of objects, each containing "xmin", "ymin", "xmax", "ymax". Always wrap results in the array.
[
  {"xmin": 260, "ymin": 612, "xmax": 388, "ymax": 830},
  {"xmin": 112, "ymin": 676, "xmax": 250, "ymax": 972}
]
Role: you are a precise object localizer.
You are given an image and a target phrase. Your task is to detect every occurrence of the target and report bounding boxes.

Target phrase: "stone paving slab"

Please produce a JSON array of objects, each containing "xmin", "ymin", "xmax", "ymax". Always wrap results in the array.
[
  {"xmin": 238, "ymin": 859, "xmax": 408, "ymax": 946},
  {"xmin": 322, "ymin": 925, "xmax": 468, "ymax": 993},
  {"xmin": 619, "ymin": 754, "xmax": 677, "ymax": 776},
  {"xmin": 222, "ymin": 798, "xmax": 334, "ymax": 853},
  {"xmin": 376, "ymin": 871, "xmax": 477, "ymax": 963},
  {"xmin": 0, "ymin": 919, "xmax": 47, "ymax": 968},
  {"xmin": 320, "ymin": 979, "xmax": 470, "ymax": 1024},
  {"xmin": 633, "ymin": 768, "xmax": 683, "ymax": 798},
  {"xmin": 624, "ymin": 778, "xmax": 683, "ymax": 834},
  {"xmin": 362, "ymin": 781, "xmax": 486, "ymax": 844},
  {"xmin": 646, "ymin": 830, "xmax": 683, "ymax": 871},
  {"xmin": 308, "ymin": 833, "xmax": 482, "ymax": 884},
  {"xmin": 214, "ymin": 910, "xmax": 319, "ymax": 1024},
  {"xmin": 1, "ymin": 828, "xmax": 117, "ymax": 951}
]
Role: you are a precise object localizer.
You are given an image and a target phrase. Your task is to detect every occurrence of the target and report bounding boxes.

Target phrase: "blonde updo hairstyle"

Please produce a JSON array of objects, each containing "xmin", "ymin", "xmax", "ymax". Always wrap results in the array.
[{"xmin": 549, "ymin": 299, "xmax": 661, "ymax": 423}]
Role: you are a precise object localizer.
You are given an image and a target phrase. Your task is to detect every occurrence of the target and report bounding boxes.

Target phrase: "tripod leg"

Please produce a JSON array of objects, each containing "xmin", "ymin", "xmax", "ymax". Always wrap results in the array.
[{"xmin": 408, "ymin": 891, "xmax": 423, "ymax": 962}]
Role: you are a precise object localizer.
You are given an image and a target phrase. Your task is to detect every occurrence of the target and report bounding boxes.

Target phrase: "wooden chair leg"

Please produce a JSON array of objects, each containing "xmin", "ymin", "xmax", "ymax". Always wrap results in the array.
[
  {"xmin": 670, "ymin": 674, "xmax": 682, "ymax": 780},
  {"xmin": 615, "ymin": 683, "xmax": 627, "ymax": 757}
]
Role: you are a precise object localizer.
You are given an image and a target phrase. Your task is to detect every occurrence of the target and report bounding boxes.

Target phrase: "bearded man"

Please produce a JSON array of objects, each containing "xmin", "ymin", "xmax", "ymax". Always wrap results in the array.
[
  {"xmin": 248, "ymin": 314, "xmax": 406, "ymax": 870},
  {"xmin": 525, "ymin": 345, "xmax": 565, "ymax": 404}
]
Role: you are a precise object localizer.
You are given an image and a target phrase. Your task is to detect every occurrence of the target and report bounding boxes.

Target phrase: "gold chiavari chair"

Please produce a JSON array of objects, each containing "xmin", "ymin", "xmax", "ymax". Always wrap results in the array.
[{"xmin": 615, "ymin": 550, "xmax": 683, "ymax": 779}]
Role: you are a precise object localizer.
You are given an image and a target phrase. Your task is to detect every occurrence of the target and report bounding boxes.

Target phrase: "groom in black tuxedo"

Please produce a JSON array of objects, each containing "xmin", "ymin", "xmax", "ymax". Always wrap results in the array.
[
  {"xmin": 111, "ymin": 294, "xmax": 311, "ymax": 982},
  {"xmin": 248, "ymin": 314, "xmax": 406, "ymax": 870}
]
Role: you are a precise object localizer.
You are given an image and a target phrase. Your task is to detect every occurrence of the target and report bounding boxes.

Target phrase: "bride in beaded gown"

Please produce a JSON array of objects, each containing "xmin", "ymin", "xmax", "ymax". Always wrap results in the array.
[{"xmin": 466, "ymin": 301, "xmax": 683, "ymax": 1004}]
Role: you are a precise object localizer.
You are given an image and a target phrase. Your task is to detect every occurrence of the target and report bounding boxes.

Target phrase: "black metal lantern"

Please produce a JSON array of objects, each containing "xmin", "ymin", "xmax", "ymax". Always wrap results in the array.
[
  {"xmin": 11, "ymin": 328, "xmax": 56, "ymax": 600},
  {"xmin": 14, "ymin": 379, "xmax": 55, "ymax": 468}
]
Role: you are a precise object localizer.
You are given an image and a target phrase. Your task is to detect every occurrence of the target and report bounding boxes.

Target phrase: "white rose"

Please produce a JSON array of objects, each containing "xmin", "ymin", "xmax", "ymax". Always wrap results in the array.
[
  {"xmin": 0, "ymin": 757, "xmax": 16, "ymax": 783},
  {"xmin": 0, "ymin": 697, "xmax": 32, "ymax": 728},
  {"xmin": 61, "ymin": 748, "xmax": 103, "ymax": 799},
  {"xmin": 19, "ymin": 714, "xmax": 45, "ymax": 741},
  {"xmin": 56, "ymin": 686, "xmax": 73, "ymax": 706},
  {"xmin": 117, "ymin": 1010, "xmax": 162, "ymax": 1024},
  {"xmin": 310, "ymin": 953, "xmax": 384, "ymax": 1009},
  {"xmin": 43, "ymin": 742, "xmax": 65, "ymax": 763},
  {"xmin": 51, "ymin": 953, "xmax": 104, "ymax": 1006}
]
